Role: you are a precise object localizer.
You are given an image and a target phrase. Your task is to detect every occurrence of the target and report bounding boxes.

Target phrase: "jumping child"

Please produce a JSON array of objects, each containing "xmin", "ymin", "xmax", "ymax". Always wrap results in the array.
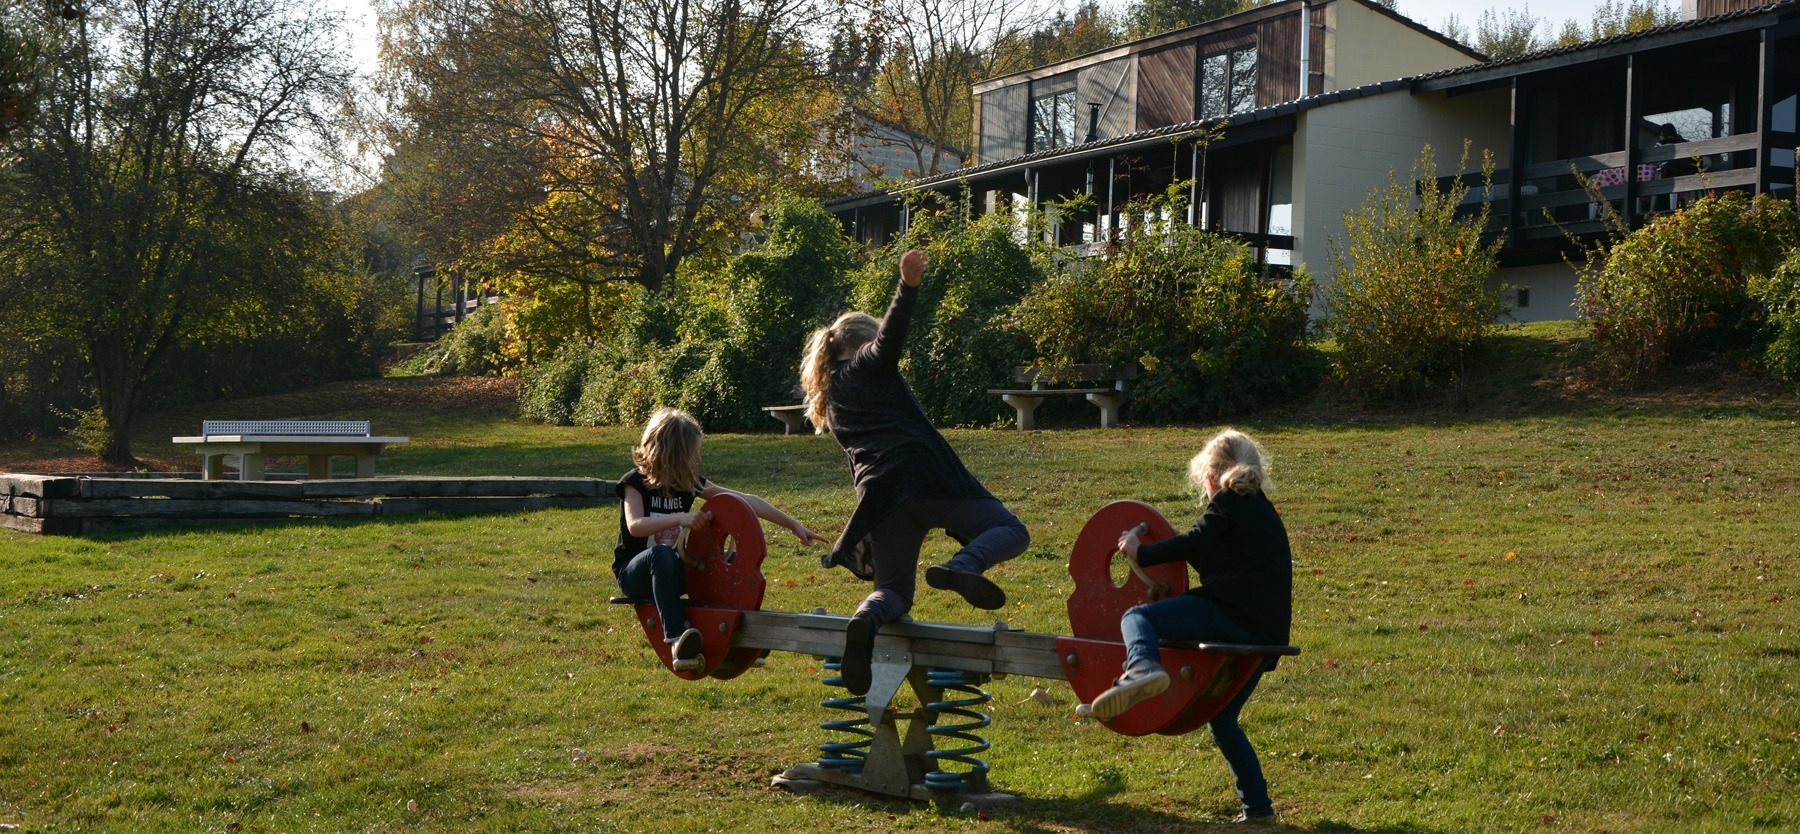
[
  {"xmin": 614, "ymin": 408, "xmax": 827, "ymax": 669},
  {"xmin": 1092, "ymin": 428, "xmax": 1293, "ymax": 825},
  {"xmin": 799, "ymin": 248, "xmax": 1030, "ymax": 697}
]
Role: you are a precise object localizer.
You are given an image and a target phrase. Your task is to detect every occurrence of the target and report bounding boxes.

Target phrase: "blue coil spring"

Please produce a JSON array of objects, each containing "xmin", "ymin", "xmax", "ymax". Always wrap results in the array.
[
  {"xmin": 817, "ymin": 656, "xmax": 871, "ymax": 773},
  {"xmin": 923, "ymin": 667, "xmax": 991, "ymax": 792}
]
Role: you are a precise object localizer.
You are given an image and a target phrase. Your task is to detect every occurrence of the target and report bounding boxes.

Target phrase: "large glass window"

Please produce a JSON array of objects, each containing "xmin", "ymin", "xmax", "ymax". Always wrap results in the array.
[
  {"xmin": 1201, "ymin": 46, "xmax": 1258, "ymax": 120},
  {"xmin": 1032, "ymin": 89, "xmax": 1078, "ymax": 151}
]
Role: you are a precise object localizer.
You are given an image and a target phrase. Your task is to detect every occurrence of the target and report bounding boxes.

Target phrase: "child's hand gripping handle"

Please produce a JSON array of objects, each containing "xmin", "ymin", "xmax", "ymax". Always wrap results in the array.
[{"xmin": 1123, "ymin": 522, "xmax": 1172, "ymax": 600}]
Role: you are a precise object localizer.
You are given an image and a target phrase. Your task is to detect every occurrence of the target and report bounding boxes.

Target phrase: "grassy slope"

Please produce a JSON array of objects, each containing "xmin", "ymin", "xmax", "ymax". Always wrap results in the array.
[{"xmin": 1, "ymin": 323, "xmax": 1796, "ymax": 833}]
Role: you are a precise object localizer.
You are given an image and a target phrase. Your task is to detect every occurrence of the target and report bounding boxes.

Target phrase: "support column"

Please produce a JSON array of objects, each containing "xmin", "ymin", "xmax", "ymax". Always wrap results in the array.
[
  {"xmin": 1507, "ymin": 78, "xmax": 1525, "ymax": 235},
  {"xmin": 1758, "ymin": 27, "xmax": 1775, "ymax": 196},
  {"xmin": 1623, "ymin": 55, "xmax": 1640, "ymax": 227}
]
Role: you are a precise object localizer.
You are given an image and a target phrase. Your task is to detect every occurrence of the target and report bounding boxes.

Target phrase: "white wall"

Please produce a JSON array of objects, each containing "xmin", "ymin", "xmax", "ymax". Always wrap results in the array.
[
  {"xmin": 1321, "ymin": 1, "xmax": 1480, "ymax": 92},
  {"xmin": 1292, "ymin": 87, "xmax": 1517, "ymax": 312},
  {"xmin": 1496, "ymin": 262, "xmax": 1583, "ymax": 323}
]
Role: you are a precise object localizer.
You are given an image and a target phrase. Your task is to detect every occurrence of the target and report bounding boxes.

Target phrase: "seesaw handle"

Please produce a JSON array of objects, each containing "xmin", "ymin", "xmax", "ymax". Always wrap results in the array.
[{"xmin": 1123, "ymin": 523, "xmax": 1171, "ymax": 599}]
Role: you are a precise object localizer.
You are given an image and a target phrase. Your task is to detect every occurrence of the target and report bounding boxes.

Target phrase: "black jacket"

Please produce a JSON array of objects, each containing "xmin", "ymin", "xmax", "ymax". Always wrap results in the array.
[
  {"xmin": 823, "ymin": 280, "xmax": 993, "ymax": 579},
  {"xmin": 1136, "ymin": 488, "xmax": 1294, "ymax": 650}
]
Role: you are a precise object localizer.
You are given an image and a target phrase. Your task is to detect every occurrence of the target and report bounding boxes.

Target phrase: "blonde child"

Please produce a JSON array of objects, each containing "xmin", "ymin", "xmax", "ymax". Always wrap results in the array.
[
  {"xmin": 615, "ymin": 408, "xmax": 827, "ymax": 667},
  {"xmin": 1093, "ymin": 428, "xmax": 1293, "ymax": 824},
  {"xmin": 799, "ymin": 249, "xmax": 1030, "ymax": 696}
]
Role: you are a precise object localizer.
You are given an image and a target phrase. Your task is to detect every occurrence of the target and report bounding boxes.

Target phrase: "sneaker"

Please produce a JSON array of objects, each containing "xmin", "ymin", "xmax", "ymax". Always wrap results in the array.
[
  {"xmin": 1232, "ymin": 811, "xmax": 1279, "ymax": 825},
  {"xmin": 1089, "ymin": 664, "xmax": 1170, "ymax": 722},
  {"xmin": 670, "ymin": 628, "xmax": 703, "ymax": 662},
  {"xmin": 925, "ymin": 564, "xmax": 1006, "ymax": 610},
  {"xmin": 841, "ymin": 614, "xmax": 876, "ymax": 697}
]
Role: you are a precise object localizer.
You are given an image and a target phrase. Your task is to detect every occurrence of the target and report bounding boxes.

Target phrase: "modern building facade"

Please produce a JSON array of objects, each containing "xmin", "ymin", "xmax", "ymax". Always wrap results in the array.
[{"xmin": 827, "ymin": 0, "xmax": 1800, "ymax": 322}]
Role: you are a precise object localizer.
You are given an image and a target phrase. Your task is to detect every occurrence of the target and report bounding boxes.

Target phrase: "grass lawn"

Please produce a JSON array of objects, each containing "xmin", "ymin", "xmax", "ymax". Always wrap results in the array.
[{"xmin": 2, "ymin": 323, "xmax": 1797, "ymax": 832}]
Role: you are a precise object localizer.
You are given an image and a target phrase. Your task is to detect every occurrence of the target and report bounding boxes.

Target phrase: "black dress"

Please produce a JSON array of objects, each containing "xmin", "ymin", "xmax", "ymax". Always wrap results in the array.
[{"xmin": 822, "ymin": 280, "xmax": 994, "ymax": 580}]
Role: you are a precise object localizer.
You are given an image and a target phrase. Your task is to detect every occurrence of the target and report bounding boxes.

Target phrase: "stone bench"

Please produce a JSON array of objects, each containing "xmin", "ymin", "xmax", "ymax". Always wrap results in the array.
[
  {"xmin": 987, "ymin": 363, "xmax": 1138, "ymax": 430},
  {"xmin": 762, "ymin": 404, "xmax": 812, "ymax": 435}
]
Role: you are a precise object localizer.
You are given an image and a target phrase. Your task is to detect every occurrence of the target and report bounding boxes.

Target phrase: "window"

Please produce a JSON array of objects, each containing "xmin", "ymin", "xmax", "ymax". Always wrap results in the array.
[
  {"xmin": 1201, "ymin": 46, "xmax": 1257, "ymax": 120},
  {"xmin": 1032, "ymin": 89, "xmax": 1078, "ymax": 152},
  {"xmin": 1516, "ymin": 288, "xmax": 1531, "ymax": 309}
]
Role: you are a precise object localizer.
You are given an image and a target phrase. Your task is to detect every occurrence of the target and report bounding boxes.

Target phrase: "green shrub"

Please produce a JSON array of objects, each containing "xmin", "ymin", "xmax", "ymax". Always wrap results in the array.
[
  {"xmin": 1577, "ymin": 191, "xmax": 1800, "ymax": 383},
  {"xmin": 850, "ymin": 202, "xmax": 1039, "ymax": 426},
  {"xmin": 1323, "ymin": 143, "xmax": 1503, "ymax": 403},
  {"xmin": 1011, "ymin": 188, "xmax": 1317, "ymax": 421},
  {"xmin": 1750, "ymin": 248, "xmax": 1800, "ymax": 392},
  {"xmin": 518, "ymin": 340, "xmax": 593, "ymax": 426},
  {"xmin": 390, "ymin": 304, "xmax": 511, "ymax": 377},
  {"xmin": 709, "ymin": 200, "xmax": 857, "ymax": 425},
  {"xmin": 517, "ymin": 198, "xmax": 857, "ymax": 431}
]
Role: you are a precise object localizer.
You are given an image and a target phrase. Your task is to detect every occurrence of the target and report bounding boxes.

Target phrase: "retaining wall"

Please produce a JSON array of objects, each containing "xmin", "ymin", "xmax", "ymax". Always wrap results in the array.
[{"xmin": 0, "ymin": 473, "xmax": 616, "ymax": 534}]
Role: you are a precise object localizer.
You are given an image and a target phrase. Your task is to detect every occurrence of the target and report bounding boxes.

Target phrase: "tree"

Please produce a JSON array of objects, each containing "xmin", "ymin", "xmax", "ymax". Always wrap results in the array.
[
  {"xmin": 380, "ymin": 0, "xmax": 834, "ymax": 296},
  {"xmin": 1126, "ymin": 0, "xmax": 1243, "ymax": 38},
  {"xmin": 1442, "ymin": 1, "xmax": 1678, "ymax": 55},
  {"xmin": 1019, "ymin": 0, "xmax": 1127, "ymax": 69},
  {"xmin": 1471, "ymin": 6, "xmax": 1546, "ymax": 60},
  {"xmin": 0, "ymin": 1, "xmax": 52, "ymax": 140},
  {"xmin": 844, "ymin": 0, "xmax": 1049, "ymax": 180},
  {"xmin": 0, "ymin": 0, "xmax": 357, "ymax": 464},
  {"xmin": 1557, "ymin": 0, "xmax": 1678, "ymax": 46}
]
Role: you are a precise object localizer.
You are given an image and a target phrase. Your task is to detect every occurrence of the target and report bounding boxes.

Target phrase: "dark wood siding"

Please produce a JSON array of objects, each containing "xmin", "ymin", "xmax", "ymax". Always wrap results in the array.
[
  {"xmin": 1259, "ymin": 12, "xmax": 1300, "ymax": 106},
  {"xmin": 978, "ymin": 83, "xmax": 1030, "ymax": 163},
  {"xmin": 1137, "ymin": 43, "xmax": 1195, "ymax": 131}
]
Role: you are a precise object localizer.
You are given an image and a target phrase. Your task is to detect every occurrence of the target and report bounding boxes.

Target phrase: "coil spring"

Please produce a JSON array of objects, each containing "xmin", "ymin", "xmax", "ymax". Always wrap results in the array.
[
  {"xmin": 817, "ymin": 656, "xmax": 871, "ymax": 773},
  {"xmin": 923, "ymin": 667, "xmax": 991, "ymax": 793}
]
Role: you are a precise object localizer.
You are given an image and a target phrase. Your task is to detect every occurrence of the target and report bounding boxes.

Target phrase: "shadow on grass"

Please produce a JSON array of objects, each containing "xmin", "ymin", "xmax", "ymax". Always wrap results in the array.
[{"xmin": 792, "ymin": 780, "xmax": 1458, "ymax": 834}]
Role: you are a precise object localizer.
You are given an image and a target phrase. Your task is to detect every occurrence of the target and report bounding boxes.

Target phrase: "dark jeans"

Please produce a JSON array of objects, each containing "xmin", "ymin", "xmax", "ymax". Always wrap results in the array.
[
  {"xmin": 1121, "ymin": 593, "xmax": 1273, "ymax": 818},
  {"xmin": 617, "ymin": 544, "xmax": 686, "ymax": 642},
  {"xmin": 853, "ymin": 497, "xmax": 1028, "ymax": 629}
]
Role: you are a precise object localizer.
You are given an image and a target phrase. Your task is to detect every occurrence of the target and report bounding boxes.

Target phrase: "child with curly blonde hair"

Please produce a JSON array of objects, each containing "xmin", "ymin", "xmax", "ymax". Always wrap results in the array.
[{"xmin": 1094, "ymin": 428, "xmax": 1293, "ymax": 824}]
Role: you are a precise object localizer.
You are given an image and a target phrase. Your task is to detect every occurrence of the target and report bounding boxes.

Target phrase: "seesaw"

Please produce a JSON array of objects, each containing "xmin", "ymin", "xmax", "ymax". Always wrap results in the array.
[{"xmin": 610, "ymin": 494, "xmax": 1299, "ymax": 807}]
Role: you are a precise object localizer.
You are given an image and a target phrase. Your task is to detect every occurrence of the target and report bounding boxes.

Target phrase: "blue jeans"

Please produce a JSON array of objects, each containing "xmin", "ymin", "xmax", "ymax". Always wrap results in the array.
[
  {"xmin": 1121, "ymin": 593, "xmax": 1273, "ymax": 818},
  {"xmin": 854, "ymin": 497, "xmax": 1029, "ymax": 629},
  {"xmin": 617, "ymin": 544, "xmax": 686, "ymax": 642}
]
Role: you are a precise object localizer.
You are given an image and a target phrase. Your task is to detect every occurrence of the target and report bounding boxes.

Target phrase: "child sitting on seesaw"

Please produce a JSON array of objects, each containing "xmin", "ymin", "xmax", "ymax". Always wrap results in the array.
[
  {"xmin": 614, "ymin": 408, "xmax": 827, "ymax": 669},
  {"xmin": 1092, "ymin": 428, "xmax": 1294, "ymax": 825}
]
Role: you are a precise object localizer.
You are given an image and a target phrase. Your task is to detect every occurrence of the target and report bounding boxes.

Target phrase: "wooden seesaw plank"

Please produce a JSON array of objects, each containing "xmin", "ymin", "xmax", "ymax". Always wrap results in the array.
[{"xmin": 732, "ymin": 610, "xmax": 1071, "ymax": 681}]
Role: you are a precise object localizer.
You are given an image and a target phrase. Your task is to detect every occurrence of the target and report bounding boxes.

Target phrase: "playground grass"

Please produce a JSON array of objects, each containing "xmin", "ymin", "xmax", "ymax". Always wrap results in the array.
[{"xmin": 1, "ymin": 327, "xmax": 1797, "ymax": 832}]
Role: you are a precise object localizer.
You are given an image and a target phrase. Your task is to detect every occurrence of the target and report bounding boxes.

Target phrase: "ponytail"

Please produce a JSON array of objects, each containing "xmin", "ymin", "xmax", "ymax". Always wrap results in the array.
[
  {"xmin": 800, "ymin": 326, "xmax": 835, "ymax": 432},
  {"xmin": 800, "ymin": 311, "xmax": 879, "ymax": 433}
]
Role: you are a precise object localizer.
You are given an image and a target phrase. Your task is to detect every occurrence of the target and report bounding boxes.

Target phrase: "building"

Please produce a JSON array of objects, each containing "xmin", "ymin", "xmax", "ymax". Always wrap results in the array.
[{"xmin": 827, "ymin": 0, "xmax": 1800, "ymax": 322}]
